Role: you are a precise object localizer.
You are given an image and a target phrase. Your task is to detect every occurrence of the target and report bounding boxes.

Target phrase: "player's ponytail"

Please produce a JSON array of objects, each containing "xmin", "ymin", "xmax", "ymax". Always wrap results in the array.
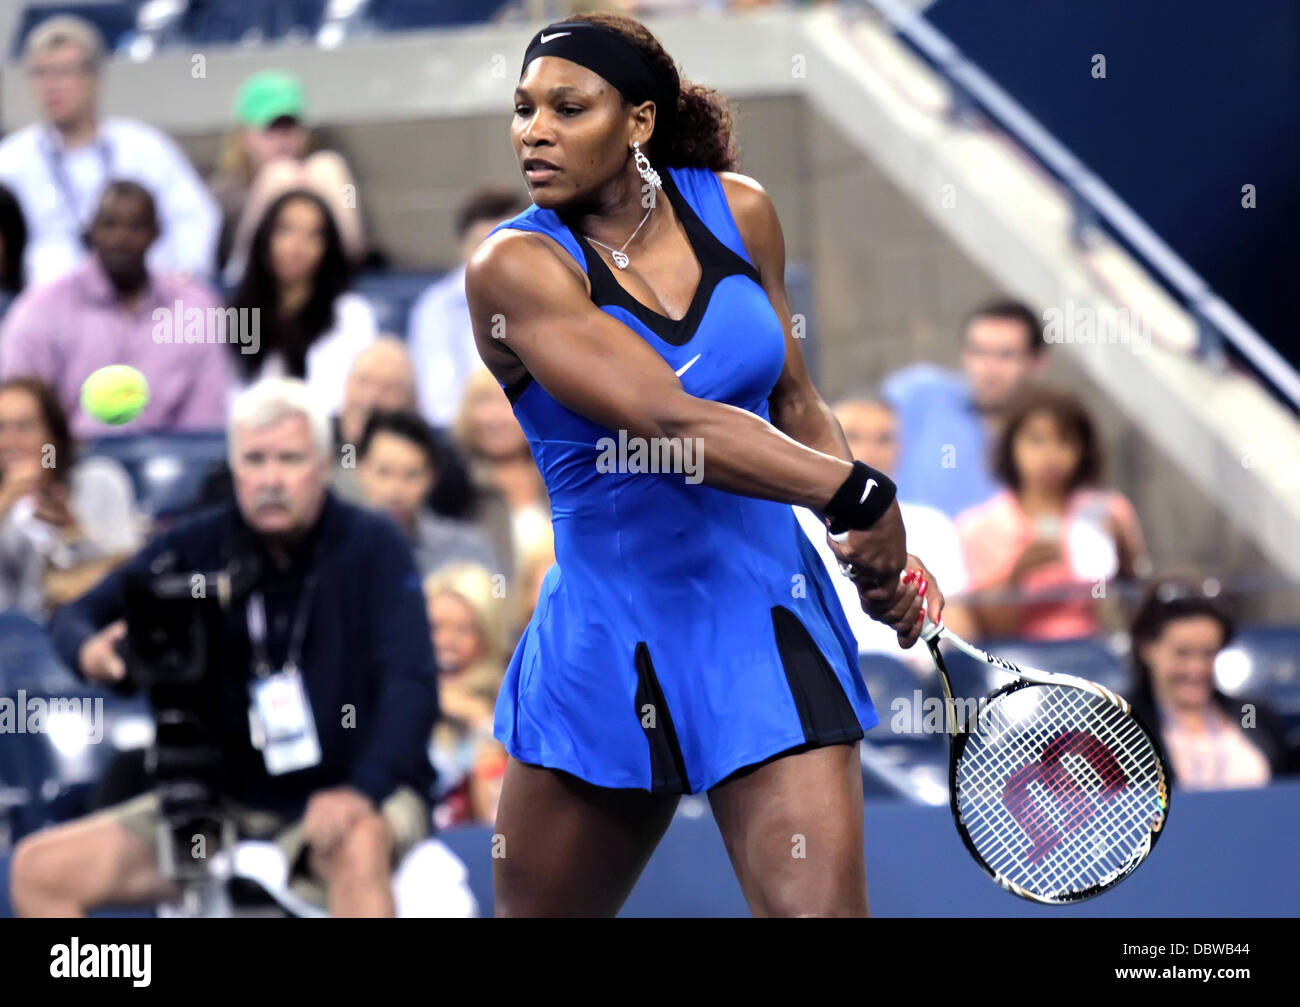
[{"xmin": 568, "ymin": 12, "xmax": 740, "ymax": 172}]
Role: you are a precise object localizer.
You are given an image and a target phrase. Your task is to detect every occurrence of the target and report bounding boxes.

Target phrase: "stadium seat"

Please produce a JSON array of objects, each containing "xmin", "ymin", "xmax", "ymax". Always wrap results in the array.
[
  {"xmin": 0, "ymin": 612, "xmax": 80, "ymax": 695},
  {"xmin": 82, "ymin": 431, "xmax": 228, "ymax": 520},
  {"xmin": 178, "ymin": 0, "xmax": 326, "ymax": 45},
  {"xmin": 12, "ymin": 3, "xmax": 143, "ymax": 58},
  {"xmin": 353, "ymin": 269, "xmax": 442, "ymax": 336},
  {"xmin": 1215, "ymin": 625, "xmax": 1300, "ymax": 729},
  {"xmin": 367, "ymin": 0, "xmax": 511, "ymax": 31}
]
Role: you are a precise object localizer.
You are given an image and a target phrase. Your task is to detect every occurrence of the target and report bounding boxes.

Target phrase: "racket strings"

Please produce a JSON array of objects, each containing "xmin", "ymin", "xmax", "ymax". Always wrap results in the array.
[
  {"xmin": 962, "ymin": 693, "xmax": 1159, "ymax": 894},
  {"xmin": 954, "ymin": 684, "xmax": 1165, "ymax": 900}
]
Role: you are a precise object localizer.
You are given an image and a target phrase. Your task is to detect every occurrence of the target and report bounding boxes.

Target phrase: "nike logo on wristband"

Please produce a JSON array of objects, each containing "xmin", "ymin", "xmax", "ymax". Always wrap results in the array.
[
  {"xmin": 540, "ymin": 31, "xmax": 571, "ymax": 42},
  {"xmin": 859, "ymin": 478, "xmax": 878, "ymax": 503}
]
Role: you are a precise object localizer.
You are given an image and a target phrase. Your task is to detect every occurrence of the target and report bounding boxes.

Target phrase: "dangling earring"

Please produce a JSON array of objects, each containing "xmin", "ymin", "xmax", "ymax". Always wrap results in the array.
[{"xmin": 632, "ymin": 140, "xmax": 662, "ymax": 196}]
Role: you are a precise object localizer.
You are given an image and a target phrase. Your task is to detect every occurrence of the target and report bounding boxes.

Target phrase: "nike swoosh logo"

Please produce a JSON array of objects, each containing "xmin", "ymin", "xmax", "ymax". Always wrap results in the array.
[
  {"xmin": 859, "ymin": 478, "xmax": 878, "ymax": 503},
  {"xmin": 674, "ymin": 353, "xmax": 702, "ymax": 377},
  {"xmin": 539, "ymin": 31, "xmax": 570, "ymax": 43}
]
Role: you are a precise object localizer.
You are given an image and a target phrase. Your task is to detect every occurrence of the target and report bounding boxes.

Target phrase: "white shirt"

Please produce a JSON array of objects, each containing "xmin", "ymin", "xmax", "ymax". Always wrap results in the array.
[
  {"xmin": 795, "ymin": 500, "xmax": 970, "ymax": 659},
  {"xmin": 0, "ymin": 117, "xmax": 220, "ymax": 285},
  {"xmin": 408, "ymin": 265, "xmax": 480, "ymax": 428},
  {"xmin": 231, "ymin": 292, "xmax": 377, "ymax": 416}
]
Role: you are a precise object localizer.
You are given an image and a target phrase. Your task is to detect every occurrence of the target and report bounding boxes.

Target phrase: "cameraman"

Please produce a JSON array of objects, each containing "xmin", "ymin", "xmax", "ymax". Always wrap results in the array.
[{"xmin": 10, "ymin": 378, "xmax": 438, "ymax": 917}]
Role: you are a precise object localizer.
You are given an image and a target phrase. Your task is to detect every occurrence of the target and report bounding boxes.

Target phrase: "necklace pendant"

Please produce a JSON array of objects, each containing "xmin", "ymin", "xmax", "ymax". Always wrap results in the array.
[{"xmin": 611, "ymin": 250, "xmax": 630, "ymax": 269}]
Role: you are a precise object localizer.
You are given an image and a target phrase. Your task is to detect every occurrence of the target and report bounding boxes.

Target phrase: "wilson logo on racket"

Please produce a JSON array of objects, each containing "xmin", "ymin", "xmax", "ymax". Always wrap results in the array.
[
  {"xmin": 914, "ymin": 612, "xmax": 1172, "ymax": 903},
  {"xmin": 1000, "ymin": 730, "xmax": 1129, "ymax": 863}
]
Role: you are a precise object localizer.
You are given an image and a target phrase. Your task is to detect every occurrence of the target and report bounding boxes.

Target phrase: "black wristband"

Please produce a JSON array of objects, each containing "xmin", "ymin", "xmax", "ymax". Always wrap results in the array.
[{"xmin": 823, "ymin": 460, "xmax": 897, "ymax": 533}]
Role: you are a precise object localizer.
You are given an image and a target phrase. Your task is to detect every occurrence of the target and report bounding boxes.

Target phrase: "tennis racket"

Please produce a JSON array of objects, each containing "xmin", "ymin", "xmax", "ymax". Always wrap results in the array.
[{"xmin": 918, "ymin": 612, "xmax": 1171, "ymax": 903}]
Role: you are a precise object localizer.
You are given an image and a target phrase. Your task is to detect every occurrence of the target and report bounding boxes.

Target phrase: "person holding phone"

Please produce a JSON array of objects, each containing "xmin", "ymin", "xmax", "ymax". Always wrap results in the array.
[{"xmin": 957, "ymin": 385, "xmax": 1148, "ymax": 640}]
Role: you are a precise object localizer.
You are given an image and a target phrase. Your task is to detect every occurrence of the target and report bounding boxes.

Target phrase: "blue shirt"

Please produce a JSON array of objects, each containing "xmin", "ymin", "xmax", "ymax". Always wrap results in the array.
[
  {"xmin": 50, "ymin": 493, "xmax": 438, "ymax": 816},
  {"xmin": 882, "ymin": 363, "xmax": 1001, "ymax": 519}
]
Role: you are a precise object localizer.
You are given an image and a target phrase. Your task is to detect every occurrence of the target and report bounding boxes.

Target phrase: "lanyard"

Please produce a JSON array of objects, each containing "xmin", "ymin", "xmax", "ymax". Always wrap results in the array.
[
  {"xmin": 245, "ymin": 572, "xmax": 318, "ymax": 679},
  {"xmin": 40, "ymin": 126, "xmax": 114, "ymax": 230}
]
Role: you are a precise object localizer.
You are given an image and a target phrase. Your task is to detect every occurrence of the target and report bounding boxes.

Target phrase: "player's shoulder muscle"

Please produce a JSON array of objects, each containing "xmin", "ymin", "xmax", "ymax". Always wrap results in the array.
[
  {"xmin": 716, "ymin": 171, "xmax": 784, "ymax": 277},
  {"xmin": 466, "ymin": 227, "xmax": 585, "ymax": 314}
]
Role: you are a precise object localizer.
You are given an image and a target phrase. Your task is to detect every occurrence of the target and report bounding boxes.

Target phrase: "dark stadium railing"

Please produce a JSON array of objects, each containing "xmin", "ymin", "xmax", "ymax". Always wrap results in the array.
[{"xmin": 846, "ymin": 0, "xmax": 1300, "ymax": 412}]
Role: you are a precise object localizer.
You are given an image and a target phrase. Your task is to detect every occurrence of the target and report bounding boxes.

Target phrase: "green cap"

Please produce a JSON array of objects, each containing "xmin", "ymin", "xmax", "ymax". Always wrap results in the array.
[{"xmin": 235, "ymin": 70, "xmax": 305, "ymax": 128}]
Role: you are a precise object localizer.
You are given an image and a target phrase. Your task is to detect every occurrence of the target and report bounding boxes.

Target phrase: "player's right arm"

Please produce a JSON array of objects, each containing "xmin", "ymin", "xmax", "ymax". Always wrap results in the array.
[
  {"xmin": 465, "ymin": 231, "xmax": 925, "ymax": 641},
  {"xmin": 467, "ymin": 229, "xmax": 859, "ymax": 514}
]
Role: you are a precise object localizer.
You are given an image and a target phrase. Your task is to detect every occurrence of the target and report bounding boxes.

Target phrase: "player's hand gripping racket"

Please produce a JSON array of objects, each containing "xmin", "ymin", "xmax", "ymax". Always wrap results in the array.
[{"xmin": 917, "ymin": 608, "xmax": 1170, "ymax": 904}]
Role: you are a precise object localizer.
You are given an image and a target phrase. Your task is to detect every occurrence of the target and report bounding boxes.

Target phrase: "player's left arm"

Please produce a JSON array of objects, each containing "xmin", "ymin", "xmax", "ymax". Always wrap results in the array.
[{"xmin": 719, "ymin": 172, "xmax": 852, "ymax": 464}]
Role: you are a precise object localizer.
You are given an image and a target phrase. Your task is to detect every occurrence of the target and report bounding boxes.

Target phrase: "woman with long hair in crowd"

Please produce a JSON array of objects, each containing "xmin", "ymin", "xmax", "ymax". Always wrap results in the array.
[{"xmin": 228, "ymin": 188, "xmax": 376, "ymax": 415}]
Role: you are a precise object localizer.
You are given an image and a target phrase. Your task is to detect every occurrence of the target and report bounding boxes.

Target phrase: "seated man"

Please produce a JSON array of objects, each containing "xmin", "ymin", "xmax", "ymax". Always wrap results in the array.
[
  {"xmin": 883, "ymin": 298, "xmax": 1047, "ymax": 519},
  {"xmin": 0, "ymin": 181, "xmax": 231, "ymax": 438},
  {"xmin": 10, "ymin": 378, "xmax": 438, "ymax": 918}
]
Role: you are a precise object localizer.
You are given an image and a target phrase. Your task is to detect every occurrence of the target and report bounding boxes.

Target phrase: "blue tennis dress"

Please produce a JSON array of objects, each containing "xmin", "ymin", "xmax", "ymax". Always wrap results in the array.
[{"xmin": 489, "ymin": 165, "xmax": 878, "ymax": 794}]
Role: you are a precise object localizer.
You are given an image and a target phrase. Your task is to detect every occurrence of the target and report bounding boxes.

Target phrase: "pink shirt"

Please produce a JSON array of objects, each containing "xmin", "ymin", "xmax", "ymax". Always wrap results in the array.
[
  {"xmin": 0, "ymin": 257, "xmax": 232, "ymax": 439},
  {"xmin": 1162, "ymin": 706, "xmax": 1271, "ymax": 790},
  {"xmin": 957, "ymin": 488, "xmax": 1145, "ymax": 639}
]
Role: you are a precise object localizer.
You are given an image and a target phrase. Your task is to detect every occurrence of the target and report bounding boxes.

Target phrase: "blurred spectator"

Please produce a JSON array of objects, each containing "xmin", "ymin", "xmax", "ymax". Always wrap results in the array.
[
  {"xmin": 0, "ymin": 183, "xmax": 29, "ymax": 318},
  {"xmin": 0, "ymin": 377, "xmax": 142, "ymax": 619},
  {"xmin": 1128, "ymin": 581, "xmax": 1299, "ymax": 789},
  {"xmin": 228, "ymin": 188, "xmax": 376, "ymax": 414},
  {"xmin": 884, "ymin": 298, "xmax": 1047, "ymax": 518},
  {"xmin": 331, "ymin": 337, "xmax": 483, "ymax": 526},
  {"xmin": 453, "ymin": 368, "xmax": 550, "ymax": 584},
  {"xmin": 408, "ymin": 186, "xmax": 526, "ymax": 429},
  {"xmin": 0, "ymin": 181, "xmax": 232, "ymax": 438},
  {"xmin": 218, "ymin": 71, "xmax": 365, "ymax": 288},
  {"xmin": 957, "ymin": 386, "xmax": 1148, "ymax": 640},
  {"xmin": 795, "ymin": 394, "xmax": 976, "ymax": 656},
  {"xmin": 423, "ymin": 562, "xmax": 509, "ymax": 828},
  {"xmin": 210, "ymin": 71, "xmax": 345, "ymax": 274},
  {"xmin": 356, "ymin": 409, "xmax": 499, "ymax": 577},
  {"xmin": 17, "ymin": 378, "xmax": 437, "ymax": 917},
  {"xmin": 333, "ymin": 336, "xmax": 419, "ymax": 500},
  {"xmin": 0, "ymin": 15, "xmax": 218, "ymax": 285}
]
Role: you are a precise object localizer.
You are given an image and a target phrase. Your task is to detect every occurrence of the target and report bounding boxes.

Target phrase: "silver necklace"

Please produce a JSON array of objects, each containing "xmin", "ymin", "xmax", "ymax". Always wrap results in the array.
[{"xmin": 585, "ymin": 202, "xmax": 654, "ymax": 270}]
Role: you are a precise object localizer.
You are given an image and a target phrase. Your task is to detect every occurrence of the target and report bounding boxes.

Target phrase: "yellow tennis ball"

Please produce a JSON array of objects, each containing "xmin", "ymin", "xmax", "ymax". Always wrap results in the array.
[{"xmin": 80, "ymin": 365, "xmax": 150, "ymax": 426}]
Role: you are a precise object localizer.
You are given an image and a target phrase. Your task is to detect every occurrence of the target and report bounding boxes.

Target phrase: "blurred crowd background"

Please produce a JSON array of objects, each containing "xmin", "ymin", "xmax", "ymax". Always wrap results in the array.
[{"xmin": 0, "ymin": 0, "xmax": 1296, "ymax": 862}]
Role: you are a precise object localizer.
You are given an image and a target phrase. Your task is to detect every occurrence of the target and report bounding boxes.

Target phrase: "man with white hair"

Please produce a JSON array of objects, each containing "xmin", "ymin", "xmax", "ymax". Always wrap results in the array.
[
  {"xmin": 18, "ymin": 378, "xmax": 438, "ymax": 917},
  {"xmin": 0, "ymin": 14, "xmax": 219, "ymax": 283}
]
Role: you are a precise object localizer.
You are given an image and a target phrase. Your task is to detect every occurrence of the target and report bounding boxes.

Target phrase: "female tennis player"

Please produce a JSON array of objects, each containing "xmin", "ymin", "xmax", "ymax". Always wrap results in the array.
[{"xmin": 466, "ymin": 13, "xmax": 945, "ymax": 917}]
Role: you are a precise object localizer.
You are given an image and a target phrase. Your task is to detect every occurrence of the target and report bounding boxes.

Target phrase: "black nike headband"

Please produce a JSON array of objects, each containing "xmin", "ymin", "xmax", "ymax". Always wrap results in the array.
[{"xmin": 520, "ymin": 21, "xmax": 677, "ymax": 143}]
